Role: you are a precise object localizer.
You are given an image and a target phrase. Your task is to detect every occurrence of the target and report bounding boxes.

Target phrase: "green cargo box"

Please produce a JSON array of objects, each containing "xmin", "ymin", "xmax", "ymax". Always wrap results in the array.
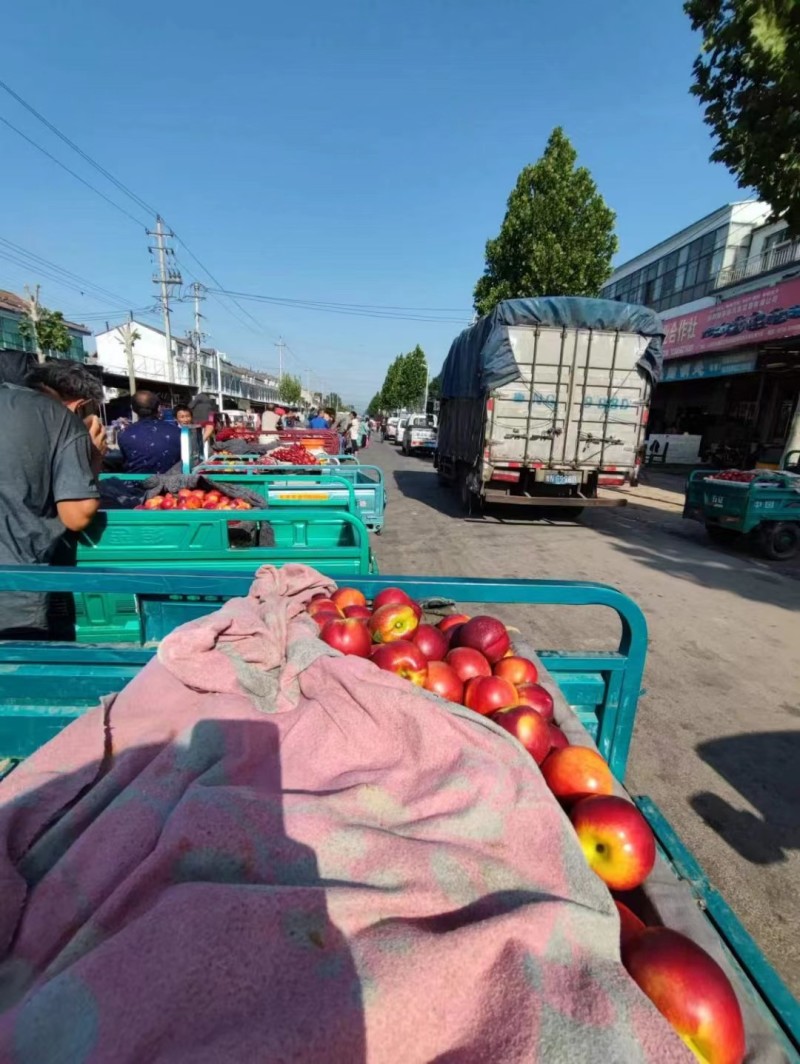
[
  {"xmin": 684, "ymin": 467, "xmax": 800, "ymax": 559},
  {"xmin": 190, "ymin": 464, "xmax": 389, "ymax": 532},
  {"xmin": 0, "ymin": 565, "xmax": 797, "ymax": 1061},
  {"xmin": 73, "ymin": 506, "xmax": 377, "ymax": 641}
]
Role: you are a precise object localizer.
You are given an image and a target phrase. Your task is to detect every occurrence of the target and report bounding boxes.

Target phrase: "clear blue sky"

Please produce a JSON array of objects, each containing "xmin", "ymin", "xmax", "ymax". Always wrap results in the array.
[{"xmin": 1, "ymin": 0, "xmax": 742, "ymax": 407}]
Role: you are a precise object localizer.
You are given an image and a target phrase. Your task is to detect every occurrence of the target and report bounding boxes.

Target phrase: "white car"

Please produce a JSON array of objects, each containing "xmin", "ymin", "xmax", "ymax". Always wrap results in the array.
[
  {"xmin": 401, "ymin": 415, "xmax": 438, "ymax": 456},
  {"xmin": 394, "ymin": 418, "xmax": 408, "ymax": 445},
  {"xmin": 384, "ymin": 417, "xmax": 400, "ymax": 442}
]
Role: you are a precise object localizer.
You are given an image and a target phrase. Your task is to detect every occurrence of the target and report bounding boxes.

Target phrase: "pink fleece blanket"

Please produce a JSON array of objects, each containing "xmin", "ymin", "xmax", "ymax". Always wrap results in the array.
[{"xmin": 0, "ymin": 564, "xmax": 690, "ymax": 1063}]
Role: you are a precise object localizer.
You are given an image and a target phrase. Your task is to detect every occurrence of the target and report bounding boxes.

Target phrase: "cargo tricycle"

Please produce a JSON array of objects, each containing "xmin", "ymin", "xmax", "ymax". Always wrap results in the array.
[{"xmin": 0, "ymin": 564, "xmax": 796, "ymax": 1061}]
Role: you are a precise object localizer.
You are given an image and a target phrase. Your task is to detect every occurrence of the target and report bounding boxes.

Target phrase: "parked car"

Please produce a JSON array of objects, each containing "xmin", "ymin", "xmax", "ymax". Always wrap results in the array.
[
  {"xmin": 401, "ymin": 414, "xmax": 438, "ymax": 456},
  {"xmin": 384, "ymin": 417, "xmax": 400, "ymax": 442},
  {"xmin": 394, "ymin": 417, "xmax": 408, "ymax": 445}
]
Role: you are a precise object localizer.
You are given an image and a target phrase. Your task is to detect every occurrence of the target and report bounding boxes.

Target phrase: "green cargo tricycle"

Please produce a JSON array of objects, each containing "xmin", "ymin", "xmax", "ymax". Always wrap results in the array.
[
  {"xmin": 684, "ymin": 455, "xmax": 800, "ymax": 560},
  {"xmin": 0, "ymin": 565, "xmax": 797, "ymax": 1060}
]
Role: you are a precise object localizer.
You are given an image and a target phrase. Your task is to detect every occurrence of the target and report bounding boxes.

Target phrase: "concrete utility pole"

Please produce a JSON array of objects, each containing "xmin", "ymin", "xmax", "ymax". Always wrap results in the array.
[
  {"xmin": 116, "ymin": 312, "xmax": 139, "ymax": 420},
  {"xmin": 190, "ymin": 282, "xmax": 206, "ymax": 390},
  {"xmin": 24, "ymin": 284, "xmax": 43, "ymax": 362},
  {"xmin": 147, "ymin": 216, "xmax": 182, "ymax": 384},
  {"xmin": 274, "ymin": 337, "xmax": 286, "ymax": 387}
]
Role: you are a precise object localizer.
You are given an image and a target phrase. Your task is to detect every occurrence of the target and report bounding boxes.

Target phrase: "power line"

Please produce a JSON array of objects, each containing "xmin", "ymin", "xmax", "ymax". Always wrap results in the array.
[
  {"xmin": 0, "ymin": 78, "xmax": 159, "ymax": 219},
  {"xmin": 0, "ymin": 114, "xmax": 147, "ymax": 229},
  {"xmin": 202, "ymin": 287, "xmax": 469, "ymax": 323},
  {"xmin": 0, "ymin": 235, "xmax": 148, "ymax": 309},
  {"xmin": 1, "ymin": 81, "xmax": 273, "ymax": 342}
]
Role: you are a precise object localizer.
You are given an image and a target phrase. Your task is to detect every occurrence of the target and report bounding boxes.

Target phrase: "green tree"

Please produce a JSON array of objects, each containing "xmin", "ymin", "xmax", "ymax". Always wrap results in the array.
[
  {"xmin": 366, "ymin": 393, "xmax": 383, "ymax": 417},
  {"xmin": 398, "ymin": 344, "xmax": 427, "ymax": 408},
  {"xmin": 473, "ymin": 127, "xmax": 618, "ymax": 317},
  {"xmin": 685, "ymin": 0, "xmax": 800, "ymax": 233},
  {"xmin": 19, "ymin": 306, "xmax": 73, "ymax": 359},
  {"xmin": 278, "ymin": 373, "xmax": 302, "ymax": 405},
  {"xmin": 428, "ymin": 374, "xmax": 441, "ymax": 402},
  {"xmin": 323, "ymin": 392, "xmax": 343, "ymax": 411},
  {"xmin": 379, "ymin": 354, "xmax": 405, "ymax": 411}
]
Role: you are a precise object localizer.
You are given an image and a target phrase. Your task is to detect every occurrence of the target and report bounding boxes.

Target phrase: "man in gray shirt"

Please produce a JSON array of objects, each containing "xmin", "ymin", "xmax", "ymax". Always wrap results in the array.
[{"xmin": 0, "ymin": 354, "xmax": 106, "ymax": 638}]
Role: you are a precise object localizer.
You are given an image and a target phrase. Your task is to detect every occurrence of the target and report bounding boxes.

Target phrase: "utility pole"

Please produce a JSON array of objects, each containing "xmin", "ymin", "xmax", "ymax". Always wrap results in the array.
[
  {"xmin": 275, "ymin": 337, "xmax": 286, "ymax": 387},
  {"xmin": 147, "ymin": 216, "xmax": 182, "ymax": 384},
  {"xmin": 190, "ymin": 282, "xmax": 206, "ymax": 391},
  {"xmin": 116, "ymin": 312, "xmax": 139, "ymax": 420},
  {"xmin": 24, "ymin": 284, "xmax": 43, "ymax": 361}
]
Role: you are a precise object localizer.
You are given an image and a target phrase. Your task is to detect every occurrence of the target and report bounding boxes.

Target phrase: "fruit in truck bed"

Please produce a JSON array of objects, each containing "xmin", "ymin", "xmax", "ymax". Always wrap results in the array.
[
  {"xmin": 446, "ymin": 647, "xmax": 492, "ymax": 682},
  {"xmin": 541, "ymin": 747, "xmax": 613, "ymax": 804},
  {"xmin": 451, "ymin": 615, "xmax": 510, "ymax": 663},
  {"xmin": 437, "ymin": 613, "xmax": 470, "ymax": 633},
  {"xmin": 515, "ymin": 683, "xmax": 554, "ymax": 722},
  {"xmin": 411, "ymin": 624, "xmax": 449, "ymax": 662},
  {"xmin": 614, "ymin": 901, "xmax": 646, "ymax": 951},
  {"xmin": 368, "ymin": 603, "xmax": 419, "ymax": 643},
  {"xmin": 423, "ymin": 661, "xmax": 464, "ymax": 703},
  {"xmin": 371, "ymin": 641, "xmax": 428, "ymax": 685},
  {"xmin": 332, "ymin": 587, "xmax": 367, "ymax": 611},
  {"xmin": 491, "ymin": 705, "xmax": 551, "ymax": 763},
  {"xmin": 319, "ymin": 617, "xmax": 373, "ymax": 658},
  {"xmin": 493, "ymin": 655, "xmax": 538, "ymax": 686},
  {"xmin": 569, "ymin": 795, "xmax": 656, "ymax": 891},
  {"xmin": 622, "ymin": 929, "xmax": 746, "ymax": 1064},
  {"xmin": 343, "ymin": 604, "xmax": 372, "ymax": 620},
  {"xmin": 373, "ymin": 587, "xmax": 414, "ymax": 611},
  {"xmin": 547, "ymin": 723, "xmax": 570, "ymax": 751},
  {"xmin": 307, "ymin": 598, "xmax": 343, "ymax": 618},
  {"xmin": 139, "ymin": 490, "xmax": 252, "ymax": 512},
  {"xmin": 464, "ymin": 676, "xmax": 518, "ymax": 716}
]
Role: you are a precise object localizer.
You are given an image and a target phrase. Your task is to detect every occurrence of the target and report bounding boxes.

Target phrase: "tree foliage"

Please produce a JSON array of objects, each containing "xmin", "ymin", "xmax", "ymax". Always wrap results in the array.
[
  {"xmin": 399, "ymin": 345, "xmax": 427, "ymax": 408},
  {"xmin": 427, "ymin": 374, "xmax": 441, "ymax": 402},
  {"xmin": 278, "ymin": 373, "xmax": 302, "ymax": 405},
  {"xmin": 323, "ymin": 392, "xmax": 343, "ymax": 411},
  {"xmin": 473, "ymin": 127, "xmax": 618, "ymax": 317},
  {"xmin": 366, "ymin": 393, "xmax": 383, "ymax": 417},
  {"xmin": 379, "ymin": 355, "xmax": 405, "ymax": 411},
  {"xmin": 685, "ymin": 0, "xmax": 800, "ymax": 233},
  {"xmin": 19, "ymin": 305, "xmax": 73, "ymax": 357},
  {"xmin": 377, "ymin": 345, "xmax": 429, "ymax": 411}
]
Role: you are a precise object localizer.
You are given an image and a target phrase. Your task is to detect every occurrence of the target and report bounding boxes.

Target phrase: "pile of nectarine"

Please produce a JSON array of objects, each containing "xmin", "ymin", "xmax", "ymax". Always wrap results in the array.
[
  {"xmin": 307, "ymin": 586, "xmax": 566, "ymax": 762},
  {"xmin": 308, "ymin": 584, "xmax": 747, "ymax": 1062},
  {"xmin": 134, "ymin": 488, "xmax": 253, "ymax": 511}
]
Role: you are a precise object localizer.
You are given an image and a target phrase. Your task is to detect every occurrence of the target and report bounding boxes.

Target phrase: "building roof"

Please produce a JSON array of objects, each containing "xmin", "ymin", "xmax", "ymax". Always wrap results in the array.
[{"xmin": 0, "ymin": 289, "xmax": 91, "ymax": 335}]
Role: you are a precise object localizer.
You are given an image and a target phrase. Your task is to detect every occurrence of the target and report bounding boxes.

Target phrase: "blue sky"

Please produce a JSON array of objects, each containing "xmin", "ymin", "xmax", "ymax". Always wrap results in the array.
[{"xmin": 1, "ymin": 0, "xmax": 742, "ymax": 406}]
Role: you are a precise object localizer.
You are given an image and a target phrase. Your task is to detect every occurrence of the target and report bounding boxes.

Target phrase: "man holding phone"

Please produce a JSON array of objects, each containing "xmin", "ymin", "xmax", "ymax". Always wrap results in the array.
[{"xmin": 0, "ymin": 353, "xmax": 107, "ymax": 639}]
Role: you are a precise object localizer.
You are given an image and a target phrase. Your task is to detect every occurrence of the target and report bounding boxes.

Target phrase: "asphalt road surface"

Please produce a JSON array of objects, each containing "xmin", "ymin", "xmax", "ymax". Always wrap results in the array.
[{"xmin": 367, "ymin": 439, "xmax": 800, "ymax": 995}]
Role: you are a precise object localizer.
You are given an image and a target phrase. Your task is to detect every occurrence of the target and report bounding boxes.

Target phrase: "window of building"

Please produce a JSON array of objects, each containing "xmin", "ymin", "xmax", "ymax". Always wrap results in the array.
[{"xmin": 763, "ymin": 227, "xmax": 789, "ymax": 252}]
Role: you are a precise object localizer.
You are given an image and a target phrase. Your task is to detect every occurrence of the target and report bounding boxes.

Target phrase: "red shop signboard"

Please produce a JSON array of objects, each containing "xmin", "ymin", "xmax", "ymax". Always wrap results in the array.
[{"xmin": 663, "ymin": 277, "xmax": 800, "ymax": 359}]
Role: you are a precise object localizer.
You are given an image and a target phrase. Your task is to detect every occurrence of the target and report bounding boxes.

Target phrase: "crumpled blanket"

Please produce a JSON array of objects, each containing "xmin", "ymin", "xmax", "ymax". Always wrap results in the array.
[{"xmin": 0, "ymin": 564, "xmax": 690, "ymax": 1064}]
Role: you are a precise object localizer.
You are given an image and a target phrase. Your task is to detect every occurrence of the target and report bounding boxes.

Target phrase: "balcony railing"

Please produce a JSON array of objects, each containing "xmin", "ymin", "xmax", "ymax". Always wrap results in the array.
[{"xmin": 715, "ymin": 240, "xmax": 800, "ymax": 288}]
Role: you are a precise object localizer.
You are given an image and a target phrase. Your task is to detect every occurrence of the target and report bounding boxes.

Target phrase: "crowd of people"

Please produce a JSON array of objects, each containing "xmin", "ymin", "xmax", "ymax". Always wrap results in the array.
[{"xmin": 0, "ymin": 348, "xmax": 383, "ymax": 639}]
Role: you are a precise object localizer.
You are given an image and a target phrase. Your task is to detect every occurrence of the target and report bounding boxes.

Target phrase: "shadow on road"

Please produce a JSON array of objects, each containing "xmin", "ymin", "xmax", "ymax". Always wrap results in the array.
[
  {"xmin": 593, "ymin": 527, "xmax": 800, "ymax": 611},
  {"xmin": 392, "ymin": 469, "xmax": 591, "ymax": 526},
  {"xmin": 690, "ymin": 731, "xmax": 800, "ymax": 865}
]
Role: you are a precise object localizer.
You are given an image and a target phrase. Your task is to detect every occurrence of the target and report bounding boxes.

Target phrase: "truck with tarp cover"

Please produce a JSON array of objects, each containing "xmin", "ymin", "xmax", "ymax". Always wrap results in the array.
[{"xmin": 435, "ymin": 297, "xmax": 664, "ymax": 513}]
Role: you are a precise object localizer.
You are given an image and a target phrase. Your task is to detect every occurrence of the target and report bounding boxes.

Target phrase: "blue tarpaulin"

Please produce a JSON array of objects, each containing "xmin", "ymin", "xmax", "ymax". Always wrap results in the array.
[{"xmin": 439, "ymin": 297, "xmax": 665, "ymax": 399}]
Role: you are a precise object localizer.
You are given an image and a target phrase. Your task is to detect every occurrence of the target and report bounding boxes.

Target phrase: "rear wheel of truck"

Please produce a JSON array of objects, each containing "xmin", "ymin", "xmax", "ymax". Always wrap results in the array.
[
  {"xmin": 757, "ymin": 521, "xmax": 800, "ymax": 561},
  {"xmin": 459, "ymin": 470, "xmax": 482, "ymax": 515}
]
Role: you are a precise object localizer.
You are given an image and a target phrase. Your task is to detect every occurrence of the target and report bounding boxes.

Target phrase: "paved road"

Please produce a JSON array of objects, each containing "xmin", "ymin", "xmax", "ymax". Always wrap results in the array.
[{"xmin": 367, "ymin": 440, "xmax": 800, "ymax": 994}]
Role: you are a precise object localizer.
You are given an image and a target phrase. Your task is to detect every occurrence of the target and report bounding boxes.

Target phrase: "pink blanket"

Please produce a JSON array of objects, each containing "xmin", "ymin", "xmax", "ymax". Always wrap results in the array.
[{"xmin": 0, "ymin": 564, "xmax": 690, "ymax": 1063}]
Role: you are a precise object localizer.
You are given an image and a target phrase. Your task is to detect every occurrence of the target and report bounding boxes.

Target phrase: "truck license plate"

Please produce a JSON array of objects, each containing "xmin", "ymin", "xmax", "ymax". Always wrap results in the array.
[{"xmin": 545, "ymin": 473, "xmax": 578, "ymax": 485}]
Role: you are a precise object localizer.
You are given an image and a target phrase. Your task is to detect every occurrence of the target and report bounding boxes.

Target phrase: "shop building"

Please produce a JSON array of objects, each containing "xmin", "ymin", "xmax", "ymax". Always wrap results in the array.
[{"xmin": 602, "ymin": 203, "xmax": 800, "ymax": 466}]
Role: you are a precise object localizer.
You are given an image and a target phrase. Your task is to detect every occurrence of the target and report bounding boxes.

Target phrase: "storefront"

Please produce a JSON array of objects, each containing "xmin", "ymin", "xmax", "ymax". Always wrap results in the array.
[{"xmin": 650, "ymin": 278, "xmax": 800, "ymax": 466}]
